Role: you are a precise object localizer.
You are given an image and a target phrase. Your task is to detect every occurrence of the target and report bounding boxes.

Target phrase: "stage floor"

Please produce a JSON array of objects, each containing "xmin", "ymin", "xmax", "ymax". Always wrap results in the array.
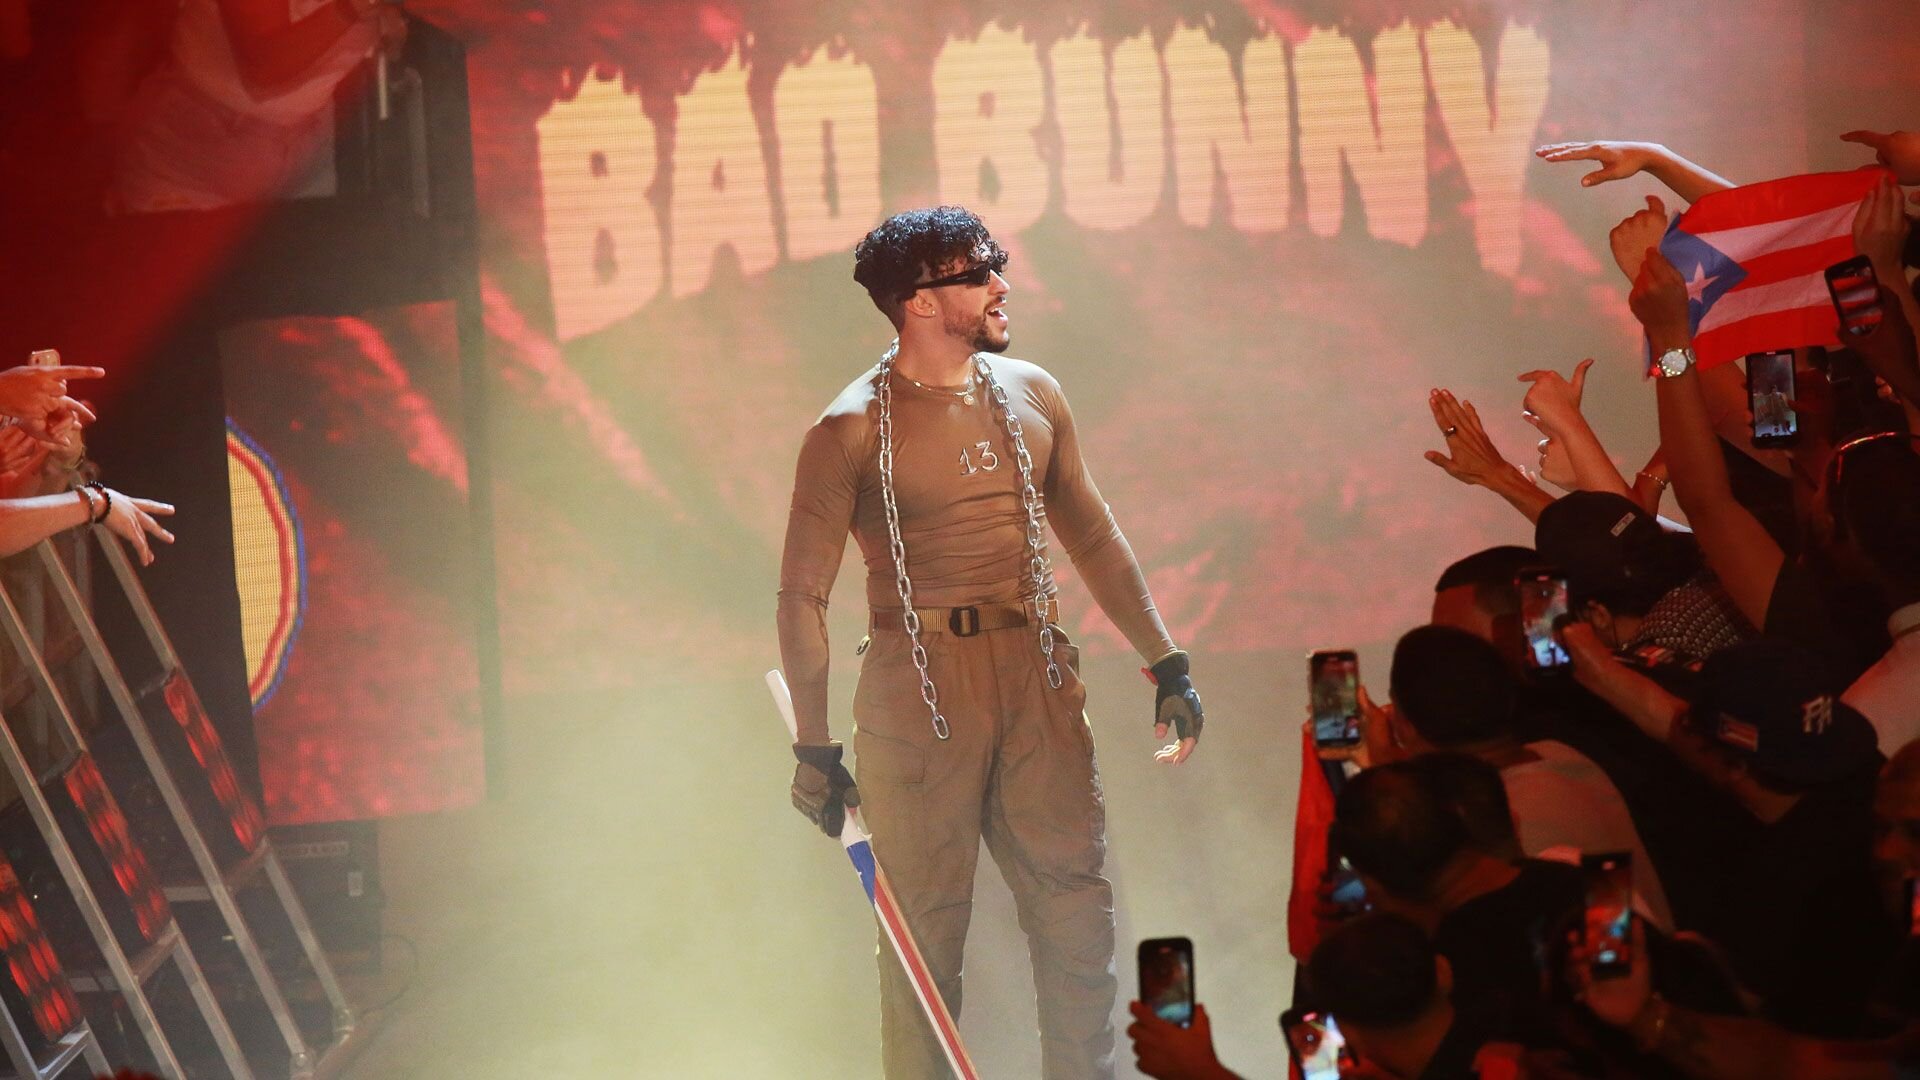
[{"xmin": 344, "ymin": 653, "xmax": 1302, "ymax": 1077}]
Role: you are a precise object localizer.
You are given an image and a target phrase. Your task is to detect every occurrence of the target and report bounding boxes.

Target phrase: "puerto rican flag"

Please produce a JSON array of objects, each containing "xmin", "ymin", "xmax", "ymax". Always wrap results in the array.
[{"xmin": 1659, "ymin": 168, "xmax": 1890, "ymax": 369}]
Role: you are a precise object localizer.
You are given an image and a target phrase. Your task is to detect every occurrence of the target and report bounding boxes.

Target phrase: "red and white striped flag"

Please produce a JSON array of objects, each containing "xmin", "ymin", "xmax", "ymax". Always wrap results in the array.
[{"xmin": 1659, "ymin": 168, "xmax": 1891, "ymax": 369}]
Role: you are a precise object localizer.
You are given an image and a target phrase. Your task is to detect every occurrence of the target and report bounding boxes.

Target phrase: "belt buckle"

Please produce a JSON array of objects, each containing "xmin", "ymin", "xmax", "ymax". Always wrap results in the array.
[{"xmin": 949, "ymin": 606, "xmax": 981, "ymax": 637}]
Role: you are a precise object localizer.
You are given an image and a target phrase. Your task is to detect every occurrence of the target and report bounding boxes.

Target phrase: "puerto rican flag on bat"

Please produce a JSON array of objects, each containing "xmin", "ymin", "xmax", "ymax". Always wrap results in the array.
[
  {"xmin": 764, "ymin": 670, "xmax": 981, "ymax": 1080},
  {"xmin": 1658, "ymin": 168, "xmax": 1891, "ymax": 369}
]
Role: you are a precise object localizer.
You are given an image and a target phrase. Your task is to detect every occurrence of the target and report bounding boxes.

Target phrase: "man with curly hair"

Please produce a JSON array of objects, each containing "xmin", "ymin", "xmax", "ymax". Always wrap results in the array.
[{"xmin": 778, "ymin": 206, "xmax": 1205, "ymax": 1079}]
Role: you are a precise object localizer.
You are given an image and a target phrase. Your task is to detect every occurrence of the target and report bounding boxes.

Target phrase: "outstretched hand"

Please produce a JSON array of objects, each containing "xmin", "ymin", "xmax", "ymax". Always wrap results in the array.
[
  {"xmin": 1841, "ymin": 130, "xmax": 1920, "ymax": 185},
  {"xmin": 98, "ymin": 488, "xmax": 176, "ymax": 566},
  {"xmin": 0, "ymin": 365, "xmax": 101, "ymax": 447},
  {"xmin": 1535, "ymin": 141, "xmax": 1665, "ymax": 188},
  {"xmin": 1425, "ymin": 389, "xmax": 1519, "ymax": 488}
]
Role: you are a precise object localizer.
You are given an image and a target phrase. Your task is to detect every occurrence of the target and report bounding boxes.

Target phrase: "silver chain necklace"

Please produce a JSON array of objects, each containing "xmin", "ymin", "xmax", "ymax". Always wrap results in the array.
[{"xmin": 874, "ymin": 341, "xmax": 1062, "ymax": 742}]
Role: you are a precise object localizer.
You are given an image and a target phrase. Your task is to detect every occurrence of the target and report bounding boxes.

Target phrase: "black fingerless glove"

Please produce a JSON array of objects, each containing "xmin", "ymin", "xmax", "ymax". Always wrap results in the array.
[
  {"xmin": 791, "ymin": 742, "xmax": 861, "ymax": 837},
  {"xmin": 1149, "ymin": 650, "xmax": 1204, "ymax": 742}
]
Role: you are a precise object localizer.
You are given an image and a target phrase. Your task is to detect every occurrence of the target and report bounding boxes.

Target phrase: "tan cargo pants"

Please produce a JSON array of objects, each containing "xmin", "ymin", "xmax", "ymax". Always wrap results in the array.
[{"xmin": 853, "ymin": 619, "xmax": 1116, "ymax": 1080}]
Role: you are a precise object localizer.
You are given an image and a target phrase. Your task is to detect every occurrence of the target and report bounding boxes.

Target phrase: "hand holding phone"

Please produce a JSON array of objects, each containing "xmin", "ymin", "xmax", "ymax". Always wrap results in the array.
[
  {"xmin": 1281, "ymin": 1007, "xmax": 1358, "ymax": 1080},
  {"xmin": 1827, "ymin": 255, "xmax": 1884, "ymax": 338},
  {"xmin": 1323, "ymin": 854, "xmax": 1369, "ymax": 918},
  {"xmin": 1309, "ymin": 650, "xmax": 1362, "ymax": 749},
  {"xmin": 1582, "ymin": 852, "xmax": 1634, "ymax": 979},
  {"xmin": 1137, "ymin": 937, "xmax": 1194, "ymax": 1028},
  {"xmin": 1516, "ymin": 569, "xmax": 1572, "ymax": 673},
  {"xmin": 1745, "ymin": 350, "xmax": 1798, "ymax": 447}
]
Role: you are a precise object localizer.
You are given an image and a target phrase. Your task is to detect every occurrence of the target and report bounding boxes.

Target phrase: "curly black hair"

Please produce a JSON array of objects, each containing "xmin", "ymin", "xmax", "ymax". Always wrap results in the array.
[{"xmin": 852, "ymin": 206, "xmax": 1003, "ymax": 322}]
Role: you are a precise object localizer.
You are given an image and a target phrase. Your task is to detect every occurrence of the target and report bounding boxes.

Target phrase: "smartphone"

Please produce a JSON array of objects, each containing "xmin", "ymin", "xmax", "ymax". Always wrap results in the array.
[
  {"xmin": 27, "ymin": 350, "xmax": 59, "ymax": 368},
  {"xmin": 1137, "ymin": 937, "xmax": 1194, "ymax": 1028},
  {"xmin": 1826, "ymin": 255, "xmax": 1883, "ymax": 338},
  {"xmin": 1281, "ymin": 1007, "xmax": 1357, "ymax": 1080},
  {"xmin": 1516, "ymin": 569, "xmax": 1571, "ymax": 672},
  {"xmin": 1745, "ymin": 350, "xmax": 1798, "ymax": 447},
  {"xmin": 1325, "ymin": 854, "xmax": 1369, "ymax": 917},
  {"xmin": 1309, "ymin": 649, "xmax": 1362, "ymax": 748},
  {"xmin": 1582, "ymin": 851, "xmax": 1634, "ymax": 979}
]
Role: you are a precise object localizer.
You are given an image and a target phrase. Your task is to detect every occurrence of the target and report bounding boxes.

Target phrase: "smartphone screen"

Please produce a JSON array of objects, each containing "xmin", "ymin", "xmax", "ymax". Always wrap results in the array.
[
  {"xmin": 1746, "ymin": 350, "xmax": 1798, "ymax": 447},
  {"xmin": 1827, "ymin": 255, "xmax": 1883, "ymax": 338},
  {"xmin": 1516, "ymin": 570, "xmax": 1571, "ymax": 672},
  {"xmin": 1326, "ymin": 854, "xmax": 1369, "ymax": 916},
  {"xmin": 1309, "ymin": 649, "xmax": 1361, "ymax": 748},
  {"xmin": 1137, "ymin": 937, "xmax": 1194, "ymax": 1028},
  {"xmin": 1582, "ymin": 851, "xmax": 1634, "ymax": 979},
  {"xmin": 1281, "ymin": 1008, "xmax": 1356, "ymax": 1080}
]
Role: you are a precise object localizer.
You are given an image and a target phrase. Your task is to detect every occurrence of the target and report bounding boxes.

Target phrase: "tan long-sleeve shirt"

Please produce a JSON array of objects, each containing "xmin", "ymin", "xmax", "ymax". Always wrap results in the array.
[{"xmin": 777, "ymin": 355, "xmax": 1176, "ymax": 744}]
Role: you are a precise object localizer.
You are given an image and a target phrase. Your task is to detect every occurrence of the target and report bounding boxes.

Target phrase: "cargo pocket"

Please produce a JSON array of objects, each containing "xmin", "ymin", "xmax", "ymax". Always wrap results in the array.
[
  {"xmin": 1043, "ymin": 624, "xmax": 1094, "ymax": 756},
  {"xmin": 1047, "ymin": 624, "xmax": 1082, "ymax": 680},
  {"xmin": 853, "ymin": 726, "xmax": 927, "ymax": 785}
]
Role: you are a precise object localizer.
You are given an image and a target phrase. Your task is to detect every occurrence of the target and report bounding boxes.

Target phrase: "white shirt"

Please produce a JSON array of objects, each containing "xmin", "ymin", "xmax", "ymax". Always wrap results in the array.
[
  {"xmin": 1503, "ymin": 740, "xmax": 1675, "ymax": 930},
  {"xmin": 1844, "ymin": 601, "xmax": 1920, "ymax": 755}
]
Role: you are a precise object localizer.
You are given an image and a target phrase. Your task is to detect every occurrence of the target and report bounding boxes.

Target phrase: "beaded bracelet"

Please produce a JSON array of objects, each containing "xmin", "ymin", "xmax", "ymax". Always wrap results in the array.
[
  {"xmin": 84, "ymin": 481, "xmax": 110, "ymax": 524},
  {"xmin": 74, "ymin": 486, "xmax": 97, "ymax": 523}
]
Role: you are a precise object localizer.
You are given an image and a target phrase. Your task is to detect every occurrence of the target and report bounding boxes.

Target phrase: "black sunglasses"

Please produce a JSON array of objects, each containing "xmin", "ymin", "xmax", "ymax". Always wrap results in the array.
[{"xmin": 898, "ymin": 250, "xmax": 1009, "ymax": 301}]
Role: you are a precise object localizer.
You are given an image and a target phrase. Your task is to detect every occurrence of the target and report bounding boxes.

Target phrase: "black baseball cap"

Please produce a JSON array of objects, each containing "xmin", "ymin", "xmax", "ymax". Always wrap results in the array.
[
  {"xmin": 1534, "ymin": 492, "xmax": 1672, "ymax": 605},
  {"xmin": 1693, "ymin": 639, "xmax": 1879, "ymax": 788}
]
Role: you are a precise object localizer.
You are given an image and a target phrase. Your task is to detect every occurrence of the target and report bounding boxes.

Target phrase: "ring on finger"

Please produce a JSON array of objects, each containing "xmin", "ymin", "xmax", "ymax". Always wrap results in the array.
[{"xmin": 1444, "ymin": 426, "xmax": 1459, "ymax": 437}]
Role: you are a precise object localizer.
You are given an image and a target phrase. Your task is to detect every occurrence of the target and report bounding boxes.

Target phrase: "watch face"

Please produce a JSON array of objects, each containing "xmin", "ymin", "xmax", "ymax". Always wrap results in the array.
[{"xmin": 1659, "ymin": 349, "xmax": 1692, "ymax": 378}]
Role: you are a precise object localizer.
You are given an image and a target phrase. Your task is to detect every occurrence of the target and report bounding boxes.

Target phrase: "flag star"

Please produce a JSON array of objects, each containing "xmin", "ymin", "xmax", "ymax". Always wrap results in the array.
[{"xmin": 1686, "ymin": 262, "xmax": 1720, "ymax": 304}]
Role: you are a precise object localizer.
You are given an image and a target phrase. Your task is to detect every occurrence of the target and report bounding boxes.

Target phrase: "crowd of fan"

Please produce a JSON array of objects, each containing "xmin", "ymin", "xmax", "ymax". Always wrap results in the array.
[
  {"xmin": 0, "ymin": 357, "xmax": 174, "ymax": 562},
  {"xmin": 1128, "ymin": 131, "xmax": 1920, "ymax": 1079}
]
